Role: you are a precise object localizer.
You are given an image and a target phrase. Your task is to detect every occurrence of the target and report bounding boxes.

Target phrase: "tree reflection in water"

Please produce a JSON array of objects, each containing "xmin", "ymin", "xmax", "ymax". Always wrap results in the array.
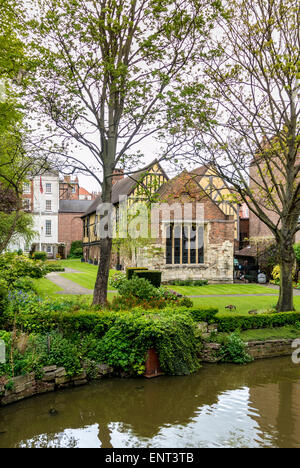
[{"xmin": 1, "ymin": 357, "xmax": 300, "ymax": 448}]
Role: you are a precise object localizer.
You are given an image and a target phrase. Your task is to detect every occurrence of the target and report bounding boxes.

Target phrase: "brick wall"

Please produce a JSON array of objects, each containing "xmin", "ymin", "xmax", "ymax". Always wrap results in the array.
[{"xmin": 58, "ymin": 213, "xmax": 84, "ymax": 257}]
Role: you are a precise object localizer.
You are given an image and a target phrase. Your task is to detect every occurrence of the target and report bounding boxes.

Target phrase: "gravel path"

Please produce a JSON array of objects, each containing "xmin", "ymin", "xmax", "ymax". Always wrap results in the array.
[{"xmin": 46, "ymin": 268, "xmax": 115, "ymax": 295}]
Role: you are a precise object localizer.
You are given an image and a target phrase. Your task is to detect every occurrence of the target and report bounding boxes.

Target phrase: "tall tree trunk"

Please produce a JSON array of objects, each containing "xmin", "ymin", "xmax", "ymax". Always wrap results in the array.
[
  {"xmin": 277, "ymin": 241, "xmax": 295, "ymax": 312},
  {"xmin": 92, "ymin": 155, "xmax": 114, "ymax": 306},
  {"xmin": 93, "ymin": 237, "xmax": 113, "ymax": 306}
]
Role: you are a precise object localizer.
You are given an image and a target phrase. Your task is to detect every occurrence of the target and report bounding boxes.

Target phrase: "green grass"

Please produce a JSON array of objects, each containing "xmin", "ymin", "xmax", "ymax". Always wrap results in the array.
[
  {"xmin": 166, "ymin": 283, "xmax": 277, "ymax": 296},
  {"xmin": 215, "ymin": 325, "xmax": 300, "ymax": 343},
  {"xmin": 57, "ymin": 261, "xmax": 278, "ymax": 296},
  {"xmin": 32, "ymin": 277, "xmax": 63, "ymax": 296},
  {"xmin": 192, "ymin": 295, "xmax": 300, "ymax": 316},
  {"xmin": 57, "ymin": 259, "xmax": 117, "ymax": 290}
]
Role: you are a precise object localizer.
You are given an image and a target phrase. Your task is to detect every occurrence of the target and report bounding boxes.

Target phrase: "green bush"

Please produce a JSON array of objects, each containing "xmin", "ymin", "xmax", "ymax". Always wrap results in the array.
[
  {"xmin": 44, "ymin": 261, "xmax": 65, "ymax": 272},
  {"xmin": 169, "ymin": 279, "xmax": 208, "ymax": 286},
  {"xmin": 216, "ymin": 311, "xmax": 300, "ymax": 332},
  {"xmin": 126, "ymin": 267, "xmax": 148, "ymax": 280},
  {"xmin": 109, "ymin": 272, "xmax": 127, "ymax": 289},
  {"xmin": 70, "ymin": 240, "xmax": 82, "ymax": 254},
  {"xmin": 1, "ymin": 301, "xmax": 202, "ymax": 376},
  {"xmin": 0, "ymin": 330, "xmax": 83, "ymax": 378},
  {"xmin": 13, "ymin": 277, "xmax": 38, "ymax": 294},
  {"xmin": 219, "ymin": 332, "xmax": 253, "ymax": 364},
  {"xmin": 117, "ymin": 276, "xmax": 159, "ymax": 301},
  {"xmin": 134, "ymin": 270, "xmax": 162, "ymax": 288},
  {"xmin": 0, "ymin": 283, "xmax": 8, "ymax": 315},
  {"xmin": 97, "ymin": 309, "xmax": 200, "ymax": 375},
  {"xmin": 32, "ymin": 251, "xmax": 47, "ymax": 261},
  {"xmin": 189, "ymin": 307, "xmax": 219, "ymax": 323},
  {"xmin": 0, "ymin": 253, "xmax": 46, "ymax": 286}
]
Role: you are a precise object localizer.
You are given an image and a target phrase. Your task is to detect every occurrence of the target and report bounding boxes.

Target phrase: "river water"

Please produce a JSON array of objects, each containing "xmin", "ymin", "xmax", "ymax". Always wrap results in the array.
[{"xmin": 1, "ymin": 357, "xmax": 300, "ymax": 448}]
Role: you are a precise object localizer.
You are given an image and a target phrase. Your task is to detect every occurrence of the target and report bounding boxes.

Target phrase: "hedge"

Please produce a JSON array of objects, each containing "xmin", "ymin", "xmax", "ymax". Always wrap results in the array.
[
  {"xmin": 188, "ymin": 307, "xmax": 219, "ymax": 323},
  {"xmin": 215, "ymin": 311, "xmax": 300, "ymax": 332},
  {"xmin": 32, "ymin": 251, "xmax": 47, "ymax": 261},
  {"xmin": 134, "ymin": 270, "xmax": 162, "ymax": 288},
  {"xmin": 126, "ymin": 267, "xmax": 148, "ymax": 280}
]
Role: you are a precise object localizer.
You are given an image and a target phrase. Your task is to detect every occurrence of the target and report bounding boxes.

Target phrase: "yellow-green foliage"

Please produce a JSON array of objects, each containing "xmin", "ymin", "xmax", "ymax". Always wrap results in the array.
[{"xmin": 272, "ymin": 265, "xmax": 280, "ymax": 281}]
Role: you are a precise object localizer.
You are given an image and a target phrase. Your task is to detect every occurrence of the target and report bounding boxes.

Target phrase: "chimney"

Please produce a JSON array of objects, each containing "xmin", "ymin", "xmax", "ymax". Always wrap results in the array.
[{"xmin": 112, "ymin": 168, "xmax": 124, "ymax": 185}]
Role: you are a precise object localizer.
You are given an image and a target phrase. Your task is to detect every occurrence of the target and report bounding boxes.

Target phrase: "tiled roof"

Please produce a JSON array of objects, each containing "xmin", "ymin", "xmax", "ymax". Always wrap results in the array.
[
  {"xmin": 82, "ymin": 159, "xmax": 167, "ymax": 216},
  {"xmin": 59, "ymin": 199, "xmax": 94, "ymax": 213}
]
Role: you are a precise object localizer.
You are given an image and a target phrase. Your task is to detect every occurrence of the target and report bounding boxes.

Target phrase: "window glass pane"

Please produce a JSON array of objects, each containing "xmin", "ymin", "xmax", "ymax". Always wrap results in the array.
[
  {"xmin": 182, "ymin": 226, "xmax": 189, "ymax": 264},
  {"xmin": 198, "ymin": 226, "xmax": 204, "ymax": 263},
  {"xmin": 45, "ymin": 220, "xmax": 51, "ymax": 236},
  {"xmin": 46, "ymin": 200, "xmax": 51, "ymax": 211},
  {"xmin": 174, "ymin": 225, "xmax": 181, "ymax": 264},
  {"xmin": 190, "ymin": 224, "xmax": 197, "ymax": 264},
  {"xmin": 46, "ymin": 183, "xmax": 52, "ymax": 193},
  {"xmin": 166, "ymin": 224, "xmax": 173, "ymax": 264}
]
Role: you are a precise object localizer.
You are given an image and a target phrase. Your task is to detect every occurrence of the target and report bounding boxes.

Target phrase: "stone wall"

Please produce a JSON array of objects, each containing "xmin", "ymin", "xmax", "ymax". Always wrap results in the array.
[
  {"xmin": 200, "ymin": 338, "xmax": 296, "ymax": 363},
  {"xmin": 0, "ymin": 363, "xmax": 113, "ymax": 406},
  {"xmin": 137, "ymin": 238, "xmax": 234, "ymax": 283}
]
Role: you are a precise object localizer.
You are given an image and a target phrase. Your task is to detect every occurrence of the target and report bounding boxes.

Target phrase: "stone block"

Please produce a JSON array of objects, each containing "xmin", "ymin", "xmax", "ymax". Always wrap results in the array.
[
  {"xmin": 43, "ymin": 365, "xmax": 57, "ymax": 373},
  {"xmin": 42, "ymin": 372, "xmax": 56, "ymax": 382},
  {"xmin": 55, "ymin": 367, "xmax": 67, "ymax": 378}
]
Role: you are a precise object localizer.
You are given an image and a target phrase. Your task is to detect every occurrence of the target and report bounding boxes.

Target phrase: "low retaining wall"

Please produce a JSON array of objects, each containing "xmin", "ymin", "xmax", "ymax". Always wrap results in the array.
[
  {"xmin": 246, "ymin": 339, "xmax": 294, "ymax": 359},
  {"xmin": 0, "ymin": 363, "xmax": 114, "ymax": 406},
  {"xmin": 200, "ymin": 338, "xmax": 295, "ymax": 363}
]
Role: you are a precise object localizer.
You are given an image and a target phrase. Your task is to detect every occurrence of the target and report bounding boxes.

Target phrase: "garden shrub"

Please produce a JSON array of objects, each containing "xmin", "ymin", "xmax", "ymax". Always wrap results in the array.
[
  {"xmin": 189, "ymin": 307, "xmax": 219, "ymax": 323},
  {"xmin": 68, "ymin": 241, "xmax": 83, "ymax": 258},
  {"xmin": 109, "ymin": 271, "xmax": 126, "ymax": 289},
  {"xmin": 32, "ymin": 251, "xmax": 47, "ymax": 261},
  {"xmin": 0, "ymin": 330, "xmax": 83, "ymax": 378},
  {"xmin": 216, "ymin": 311, "xmax": 300, "ymax": 332},
  {"xmin": 97, "ymin": 309, "xmax": 200, "ymax": 375},
  {"xmin": 0, "ymin": 253, "xmax": 46, "ymax": 286},
  {"xmin": 133, "ymin": 270, "xmax": 162, "ymax": 288},
  {"xmin": 219, "ymin": 332, "xmax": 253, "ymax": 364},
  {"xmin": 170, "ymin": 279, "xmax": 208, "ymax": 286},
  {"xmin": 126, "ymin": 267, "xmax": 148, "ymax": 280},
  {"xmin": 117, "ymin": 276, "xmax": 159, "ymax": 301},
  {"xmin": 44, "ymin": 261, "xmax": 65, "ymax": 272},
  {"xmin": 0, "ymin": 285, "xmax": 8, "ymax": 315}
]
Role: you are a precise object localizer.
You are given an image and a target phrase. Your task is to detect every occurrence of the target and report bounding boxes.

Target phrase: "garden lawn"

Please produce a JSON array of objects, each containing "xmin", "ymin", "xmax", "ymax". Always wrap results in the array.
[
  {"xmin": 32, "ymin": 277, "xmax": 63, "ymax": 295},
  {"xmin": 215, "ymin": 325, "xmax": 300, "ymax": 343},
  {"xmin": 166, "ymin": 283, "xmax": 277, "ymax": 296},
  {"xmin": 58, "ymin": 259, "xmax": 117, "ymax": 290},
  {"xmin": 192, "ymin": 295, "xmax": 300, "ymax": 316}
]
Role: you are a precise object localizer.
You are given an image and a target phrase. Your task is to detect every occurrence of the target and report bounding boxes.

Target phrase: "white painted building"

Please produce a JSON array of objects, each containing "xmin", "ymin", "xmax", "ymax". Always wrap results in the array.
[
  {"xmin": 8, "ymin": 171, "xmax": 60, "ymax": 258},
  {"xmin": 31, "ymin": 172, "xmax": 60, "ymax": 257}
]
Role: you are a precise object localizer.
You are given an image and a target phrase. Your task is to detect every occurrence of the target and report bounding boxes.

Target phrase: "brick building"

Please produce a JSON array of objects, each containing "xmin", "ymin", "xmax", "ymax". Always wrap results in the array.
[
  {"xmin": 58, "ymin": 199, "xmax": 93, "ymax": 258},
  {"xmin": 81, "ymin": 163, "xmax": 237, "ymax": 283},
  {"xmin": 136, "ymin": 170, "xmax": 236, "ymax": 283}
]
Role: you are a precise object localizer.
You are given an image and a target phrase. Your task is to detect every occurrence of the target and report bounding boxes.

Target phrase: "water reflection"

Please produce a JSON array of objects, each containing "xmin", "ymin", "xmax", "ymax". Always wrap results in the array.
[{"xmin": 1, "ymin": 357, "xmax": 300, "ymax": 448}]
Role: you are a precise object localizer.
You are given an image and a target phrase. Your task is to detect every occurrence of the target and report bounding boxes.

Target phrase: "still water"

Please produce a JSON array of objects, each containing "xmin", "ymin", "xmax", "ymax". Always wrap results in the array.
[{"xmin": 1, "ymin": 357, "xmax": 300, "ymax": 448}]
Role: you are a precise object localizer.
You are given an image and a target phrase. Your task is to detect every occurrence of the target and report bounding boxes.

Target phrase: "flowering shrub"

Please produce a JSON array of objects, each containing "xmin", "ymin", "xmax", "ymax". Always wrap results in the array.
[{"xmin": 109, "ymin": 272, "xmax": 126, "ymax": 289}]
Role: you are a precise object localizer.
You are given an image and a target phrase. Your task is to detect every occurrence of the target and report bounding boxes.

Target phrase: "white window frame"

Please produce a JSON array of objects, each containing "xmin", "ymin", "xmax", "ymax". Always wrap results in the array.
[
  {"xmin": 45, "ymin": 200, "xmax": 52, "ymax": 212},
  {"xmin": 45, "ymin": 220, "xmax": 52, "ymax": 236},
  {"xmin": 45, "ymin": 183, "xmax": 52, "ymax": 193}
]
